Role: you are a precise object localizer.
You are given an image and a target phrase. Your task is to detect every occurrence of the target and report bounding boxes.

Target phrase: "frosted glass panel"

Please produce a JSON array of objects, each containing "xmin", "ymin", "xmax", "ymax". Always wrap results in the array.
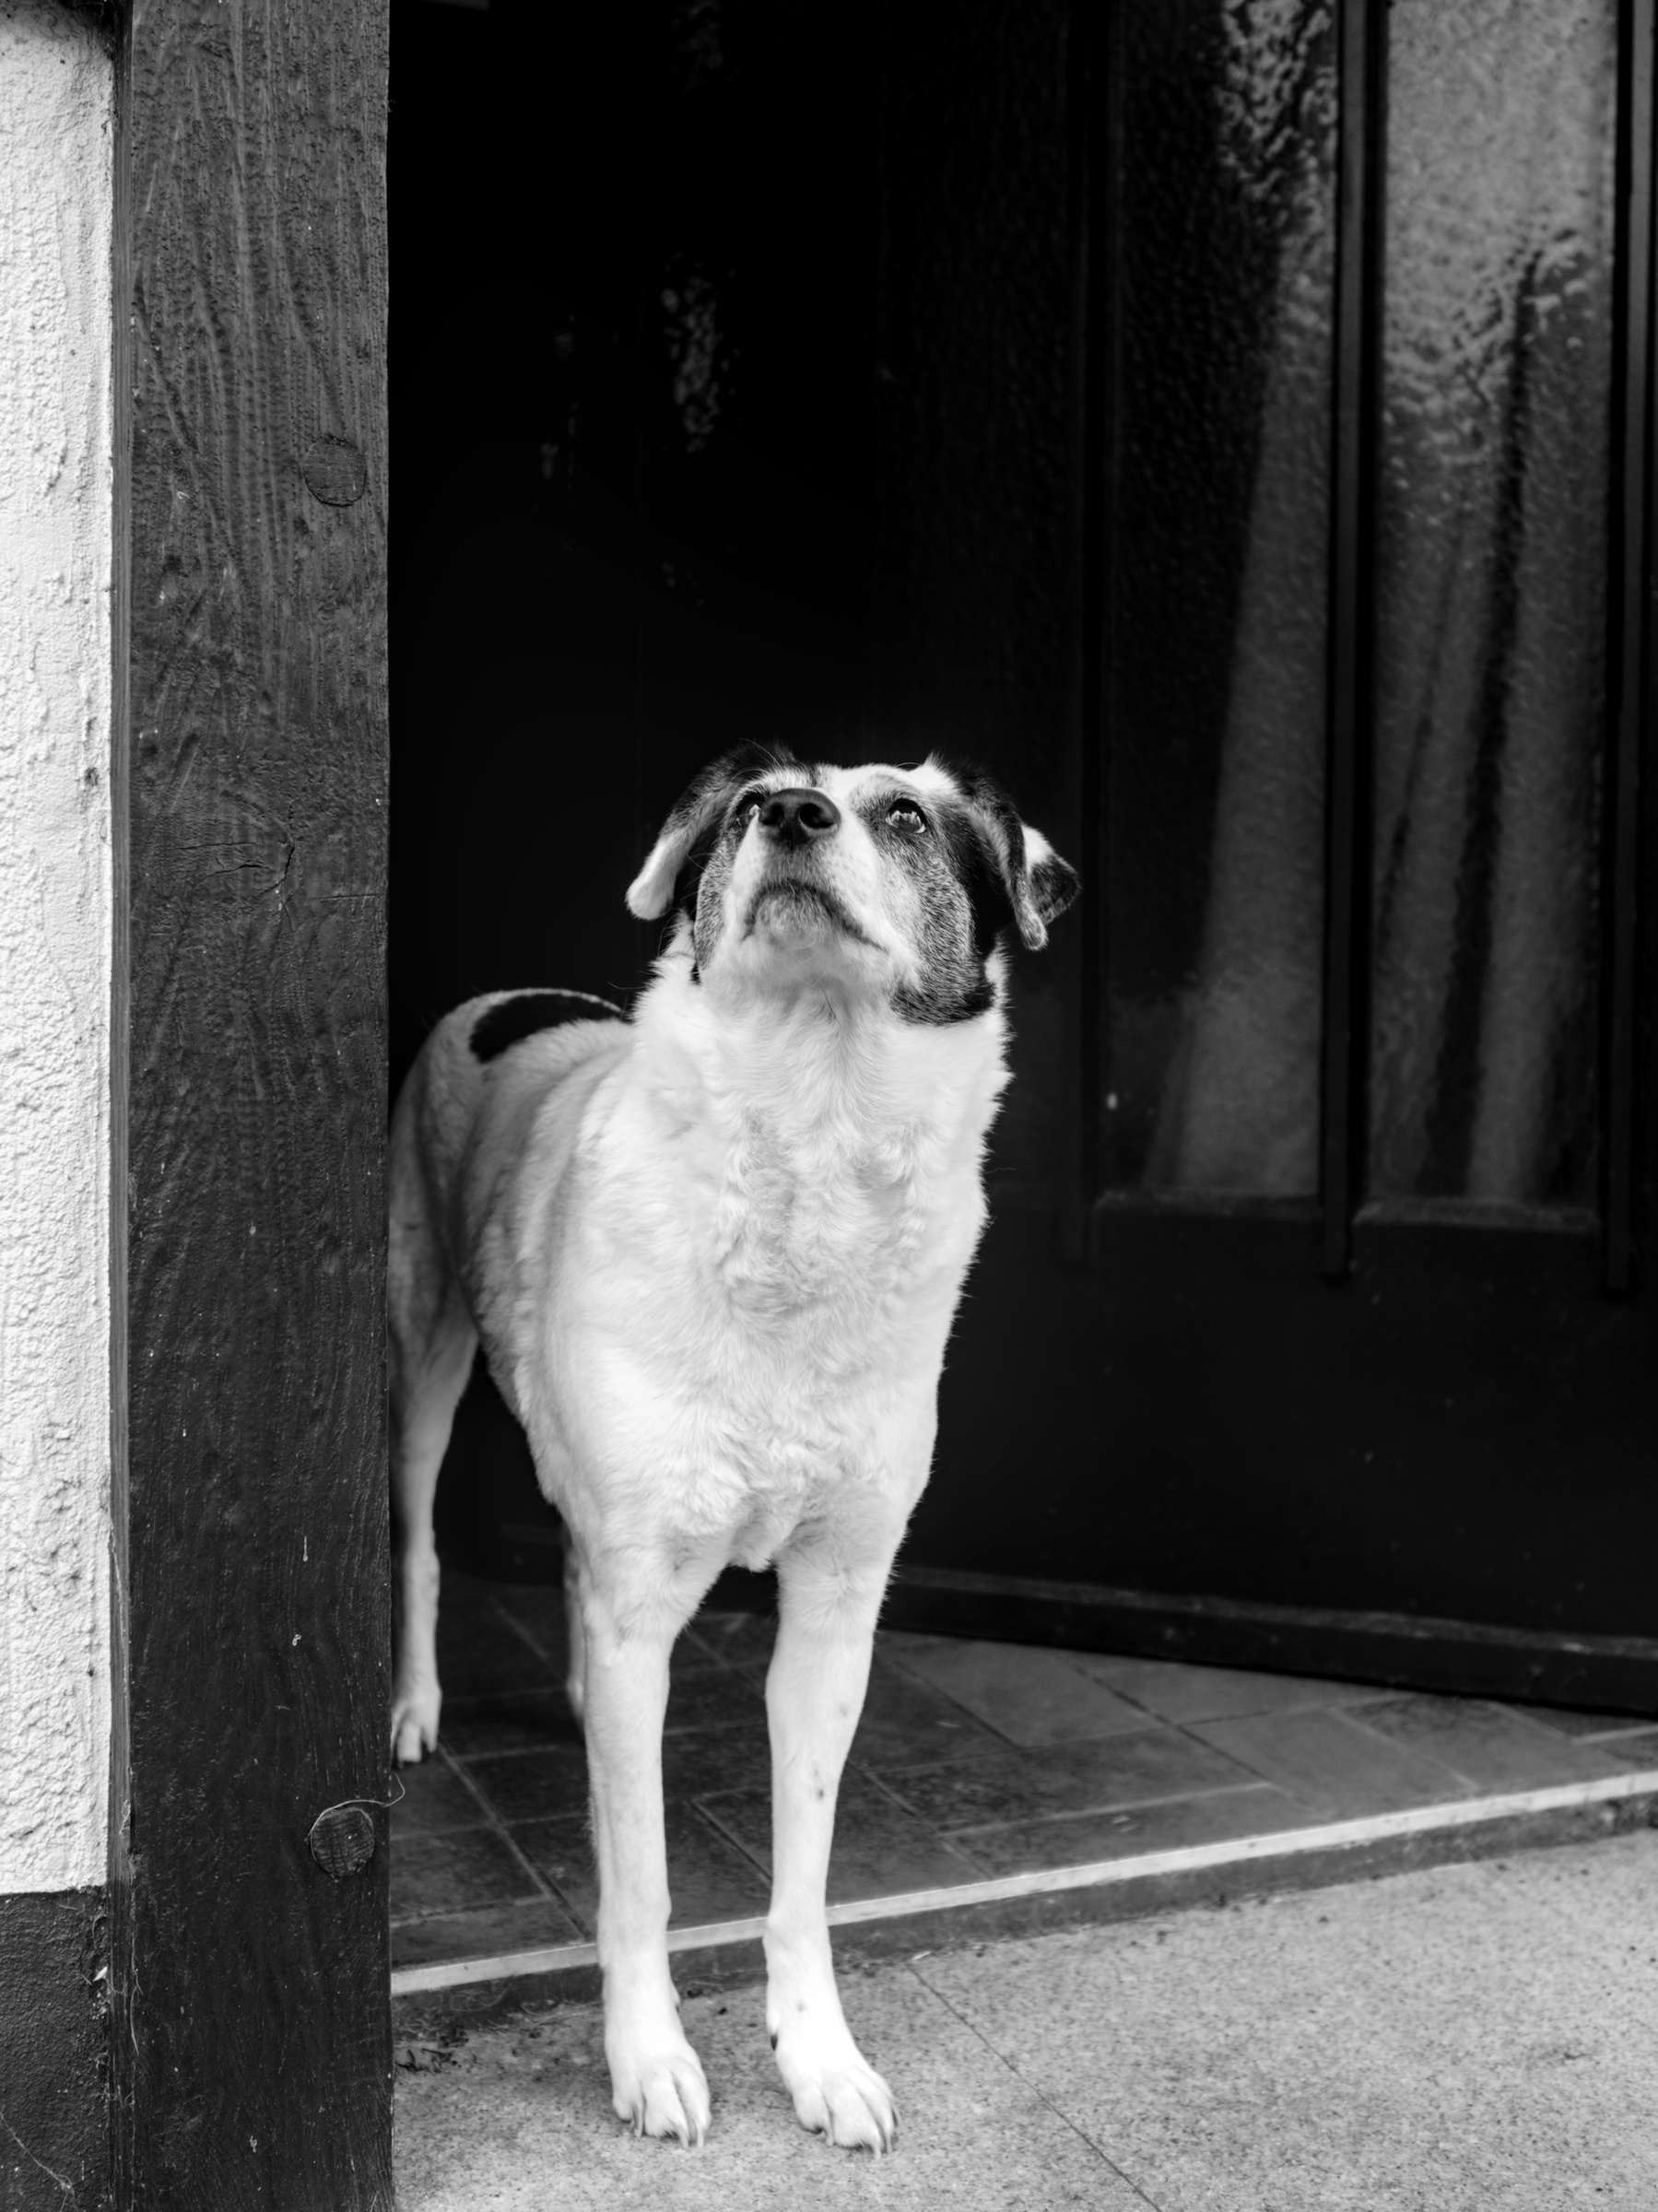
[
  {"xmin": 1102, "ymin": 0, "xmax": 1335, "ymax": 1197},
  {"xmin": 1367, "ymin": 0, "xmax": 1614, "ymax": 1207}
]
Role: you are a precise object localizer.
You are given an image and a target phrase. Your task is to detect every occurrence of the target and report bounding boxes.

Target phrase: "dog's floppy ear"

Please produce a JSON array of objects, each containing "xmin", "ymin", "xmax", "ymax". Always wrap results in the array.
[
  {"xmin": 957, "ymin": 769, "xmax": 1079, "ymax": 951},
  {"xmin": 626, "ymin": 743, "xmax": 805, "ymax": 920}
]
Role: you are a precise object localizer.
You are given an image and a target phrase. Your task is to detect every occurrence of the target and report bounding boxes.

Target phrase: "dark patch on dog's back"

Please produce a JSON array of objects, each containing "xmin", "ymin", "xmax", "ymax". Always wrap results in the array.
[{"xmin": 469, "ymin": 990, "xmax": 626, "ymax": 1064}]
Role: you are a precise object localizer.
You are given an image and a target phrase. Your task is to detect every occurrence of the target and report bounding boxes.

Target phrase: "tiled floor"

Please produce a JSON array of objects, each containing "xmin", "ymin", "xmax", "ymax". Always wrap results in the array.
[{"xmin": 391, "ymin": 1568, "xmax": 1658, "ymax": 1972}]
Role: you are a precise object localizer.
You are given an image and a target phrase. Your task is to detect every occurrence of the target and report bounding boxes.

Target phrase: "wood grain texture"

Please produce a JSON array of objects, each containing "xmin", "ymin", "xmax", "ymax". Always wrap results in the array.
[{"xmin": 112, "ymin": 3, "xmax": 392, "ymax": 2204}]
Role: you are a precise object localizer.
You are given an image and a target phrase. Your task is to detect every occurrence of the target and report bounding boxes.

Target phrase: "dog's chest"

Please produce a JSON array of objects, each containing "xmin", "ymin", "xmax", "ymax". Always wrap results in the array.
[
  {"xmin": 606, "ymin": 1109, "xmax": 974, "ymax": 1556},
  {"xmin": 535, "ymin": 1005, "xmax": 1002, "ymax": 1555},
  {"xmin": 712, "ymin": 1113, "xmax": 925, "ymax": 1330}
]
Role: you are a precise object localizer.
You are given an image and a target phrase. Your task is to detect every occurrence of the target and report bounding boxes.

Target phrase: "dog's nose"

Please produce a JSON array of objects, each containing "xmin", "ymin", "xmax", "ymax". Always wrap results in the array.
[{"xmin": 756, "ymin": 787, "xmax": 841, "ymax": 849}]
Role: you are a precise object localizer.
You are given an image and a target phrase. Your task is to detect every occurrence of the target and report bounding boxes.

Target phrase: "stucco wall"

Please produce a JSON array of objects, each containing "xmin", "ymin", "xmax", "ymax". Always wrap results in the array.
[{"xmin": 0, "ymin": 0, "xmax": 114, "ymax": 1896}]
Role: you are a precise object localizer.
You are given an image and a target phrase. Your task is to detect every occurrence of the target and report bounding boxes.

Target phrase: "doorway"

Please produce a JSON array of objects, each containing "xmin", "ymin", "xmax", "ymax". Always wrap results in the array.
[{"xmin": 394, "ymin": 0, "xmax": 1658, "ymax": 1708}]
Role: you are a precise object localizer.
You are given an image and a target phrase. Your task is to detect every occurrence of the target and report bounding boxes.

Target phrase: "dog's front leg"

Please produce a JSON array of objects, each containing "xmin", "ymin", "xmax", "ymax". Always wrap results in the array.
[
  {"xmin": 765, "ymin": 1541, "xmax": 900, "ymax": 2152},
  {"xmin": 580, "ymin": 1562, "xmax": 713, "ymax": 2146}
]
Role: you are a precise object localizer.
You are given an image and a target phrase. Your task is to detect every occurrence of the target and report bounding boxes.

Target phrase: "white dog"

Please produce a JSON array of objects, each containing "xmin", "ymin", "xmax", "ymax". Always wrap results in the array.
[{"xmin": 388, "ymin": 747, "xmax": 1076, "ymax": 2150}]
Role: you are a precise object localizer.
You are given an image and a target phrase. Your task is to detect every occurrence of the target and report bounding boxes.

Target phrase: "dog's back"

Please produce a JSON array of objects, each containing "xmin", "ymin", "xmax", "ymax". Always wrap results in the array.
[{"xmin": 391, "ymin": 988, "xmax": 629, "ymax": 1360}]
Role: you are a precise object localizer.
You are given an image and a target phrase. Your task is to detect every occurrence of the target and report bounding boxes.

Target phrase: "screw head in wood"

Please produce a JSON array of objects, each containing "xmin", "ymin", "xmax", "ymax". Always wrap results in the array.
[
  {"xmin": 308, "ymin": 1804, "xmax": 377, "ymax": 1879},
  {"xmin": 300, "ymin": 433, "xmax": 369, "ymax": 507}
]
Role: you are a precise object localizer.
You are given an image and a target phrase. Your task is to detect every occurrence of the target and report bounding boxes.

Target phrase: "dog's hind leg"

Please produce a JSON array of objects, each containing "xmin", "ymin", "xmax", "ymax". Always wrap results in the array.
[
  {"xmin": 388, "ymin": 1292, "xmax": 475, "ymax": 1763},
  {"xmin": 562, "ymin": 1522, "xmax": 587, "ymax": 1726},
  {"xmin": 572, "ymin": 1537, "xmax": 724, "ymax": 2145},
  {"xmin": 388, "ymin": 1106, "xmax": 477, "ymax": 1764},
  {"xmin": 763, "ymin": 1533, "xmax": 901, "ymax": 2152}
]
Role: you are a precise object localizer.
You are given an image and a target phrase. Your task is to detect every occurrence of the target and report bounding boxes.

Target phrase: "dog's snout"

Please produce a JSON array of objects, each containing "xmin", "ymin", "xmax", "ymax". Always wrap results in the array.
[{"xmin": 757, "ymin": 787, "xmax": 841, "ymax": 849}]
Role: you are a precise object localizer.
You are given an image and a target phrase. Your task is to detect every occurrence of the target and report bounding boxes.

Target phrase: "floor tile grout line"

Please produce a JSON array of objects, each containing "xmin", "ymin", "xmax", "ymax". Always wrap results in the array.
[
  {"xmin": 433, "ymin": 1742, "xmax": 590, "ymax": 1930},
  {"xmin": 390, "ymin": 1767, "xmax": 1658, "ymax": 1995},
  {"xmin": 849, "ymin": 1741, "xmax": 1279, "ymax": 1844},
  {"xmin": 845, "ymin": 1751, "xmax": 1005, "ymax": 1850},
  {"xmin": 1005, "ymin": 1642, "xmax": 1278, "ymax": 1743},
  {"xmin": 871, "ymin": 1654, "xmax": 1039, "ymax": 1751},
  {"xmin": 483, "ymin": 1592, "xmax": 563, "ymax": 1669},
  {"xmin": 1282, "ymin": 1698, "xmax": 1530, "ymax": 1799},
  {"xmin": 391, "ymin": 1901, "xmax": 533, "ymax": 1932},
  {"xmin": 902, "ymin": 1956, "xmax": 1169, "ymax": 2211},
  {"xmin": 1162, "ymin": 1712, "xmax": 1314, "ymax": 1795},
  {"xmin": 878, "ymin": 1636, "xmax": 1405, "ymax": 1741},
  {"xmin": 1186, "ymin": 1697, "xmax": 1643, "ymax": 1808},
  {"xmin": 448, "ymin": 1592, "xmax": 770, "ymax": 1688},
  {"xmin": 685, "ymin": 1796, "xmax": 776, "ymax": 1889},
  {"xmin": 1096, "ymin": 1684, "xmax": 1397, "ymax": 1730},
  {"xmin": 450, "ymin": 1720, "xmax": 755, "ymax": 1764},
  {"xmin": 851, "ymin": 1722, "xmax": 1231, "ymax": 1800},
  {"xmin": 680, "ymin": 1617, "xmax": 772, "ymax": 1675},
  {"xmin": 474, "ymin": 1590, "xmax": 747, "ymax": 1683},
  {"xmin": 1532, "ymin": 1723, "xmax": 1658, "ymax": 1744},
  {"xmin": 440, "ymin": 1742, "xmax": 578, "ymax": 1765},
  {"xmin": 1457, "ymin": 1696, "xmax": 1658, "ymax": 1751},
  {"xmin": 925, "ymin": 1779, "xmax": 1294, "ymax": 1845},
  {"xmin": 1161, "ymin": 1703, "xmax": 1479, "ymax": 1812},
  {"xmin": 872, "ymin": 1644, "xmax": 1039, "ymax": 1747}
]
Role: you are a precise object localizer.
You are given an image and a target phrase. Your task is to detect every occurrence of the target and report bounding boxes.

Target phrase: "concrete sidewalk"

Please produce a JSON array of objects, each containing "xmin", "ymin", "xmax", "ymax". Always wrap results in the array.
[{"xmin": 395, "ymin": 1825, "xmax": 1658, "ymax": 2210}]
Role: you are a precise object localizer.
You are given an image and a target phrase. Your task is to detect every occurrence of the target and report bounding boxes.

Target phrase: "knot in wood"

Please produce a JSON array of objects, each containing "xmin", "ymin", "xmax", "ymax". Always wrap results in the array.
[
  {"xmin": 300, "ymin": 433, "xmax": 369, "ymax": 507},
  {"xmin": 308, "ymin": 1803, "xmax": 377, "ymax": 1879}
]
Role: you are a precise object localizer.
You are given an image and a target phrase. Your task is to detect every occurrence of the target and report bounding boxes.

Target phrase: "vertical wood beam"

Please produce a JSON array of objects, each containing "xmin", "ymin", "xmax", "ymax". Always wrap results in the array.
[{"xmin": 110, "ymin": 3, "xmax": 392, "ymax": 2203}]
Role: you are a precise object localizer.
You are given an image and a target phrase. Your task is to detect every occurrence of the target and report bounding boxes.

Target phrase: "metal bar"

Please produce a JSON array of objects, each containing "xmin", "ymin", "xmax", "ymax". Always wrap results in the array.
[
  {"xmin": 1320, "ymin": 0, "xmax": 1385, "ymax": 1279},
  {"xmin": 1605, "ymin": 0, "xmax": 1654, "ymax": 1294}
]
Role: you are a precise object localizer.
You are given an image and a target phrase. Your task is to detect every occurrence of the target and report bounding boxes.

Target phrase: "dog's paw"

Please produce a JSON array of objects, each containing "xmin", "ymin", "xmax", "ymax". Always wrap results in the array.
[
  {"xmin": 390, "ymin": 1687, "xmax": 441, "ymax": 1764},
  {"xmin": 774, "ymin": 2029, "xmax": 897, "ymax": 2153},
  {"xmin": 607, "ymin": 2036, "xmax": 711, "ymax": 2147}
]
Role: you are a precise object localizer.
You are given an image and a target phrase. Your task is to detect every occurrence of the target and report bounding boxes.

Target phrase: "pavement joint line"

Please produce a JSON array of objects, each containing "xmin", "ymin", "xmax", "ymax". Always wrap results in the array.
[
  {"xmin": 389, "ymin": 1764, "xmax": 1658, "ymax": 1997},
  {"xmin": 902, "ymin": 1955, "xmax": 1170, "ymax": 2210}
]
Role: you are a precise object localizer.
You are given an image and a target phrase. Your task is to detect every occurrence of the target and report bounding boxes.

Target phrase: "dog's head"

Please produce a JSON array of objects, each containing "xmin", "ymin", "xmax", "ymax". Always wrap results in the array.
[{"xmin": 626, "ymin": 746, "xmax": 1078, "ymax": 1020}]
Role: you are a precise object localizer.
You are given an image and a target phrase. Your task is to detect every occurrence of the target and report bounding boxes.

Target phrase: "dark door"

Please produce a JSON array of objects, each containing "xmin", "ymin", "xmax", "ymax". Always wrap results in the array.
[{"xmin": 394, "ymin": 0, "xmax": 1658, "ymax": 1708}]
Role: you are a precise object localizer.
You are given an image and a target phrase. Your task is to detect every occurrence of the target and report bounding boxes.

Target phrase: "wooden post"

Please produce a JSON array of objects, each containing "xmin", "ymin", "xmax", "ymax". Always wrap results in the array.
[{"xmin": 110, "ymin": 2, "xmax": 393, "ymax": 2203}]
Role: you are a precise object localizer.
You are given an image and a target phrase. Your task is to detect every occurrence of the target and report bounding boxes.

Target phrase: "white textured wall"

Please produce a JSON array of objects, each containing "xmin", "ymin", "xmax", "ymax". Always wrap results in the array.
[{"xmin": 0, "ymin": 0, "xmax": 114, "ymax": 1894}]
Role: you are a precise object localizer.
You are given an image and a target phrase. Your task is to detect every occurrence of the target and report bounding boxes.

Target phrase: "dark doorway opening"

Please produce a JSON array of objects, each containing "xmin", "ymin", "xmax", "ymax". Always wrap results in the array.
[{"xmin": 392, "ymin": 0, "xmax": 1079, "ymax": 1596}]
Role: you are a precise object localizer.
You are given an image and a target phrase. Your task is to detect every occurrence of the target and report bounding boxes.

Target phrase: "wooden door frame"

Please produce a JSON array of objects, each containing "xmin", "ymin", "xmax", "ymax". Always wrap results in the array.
[{"xmin": 109, "ymin": 2, "xmax": 392, "ymax": 2203}]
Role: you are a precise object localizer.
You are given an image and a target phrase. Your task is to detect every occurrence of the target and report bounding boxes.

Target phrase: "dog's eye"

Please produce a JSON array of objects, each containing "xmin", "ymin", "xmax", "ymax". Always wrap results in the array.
[{"xmin": 888, "ymin": 801, "xmax": 928, "ymax": 835}]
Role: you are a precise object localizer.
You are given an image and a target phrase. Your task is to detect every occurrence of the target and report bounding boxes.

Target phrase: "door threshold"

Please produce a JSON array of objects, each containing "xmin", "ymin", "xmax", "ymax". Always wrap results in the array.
[
  {"xmin": 390, "ymin": 1767, "xmax": 1658, "ymax": 2026},
  {"xmin": 875, "ymin": 1566, "xmax": 1658, "ymax": 1715}
]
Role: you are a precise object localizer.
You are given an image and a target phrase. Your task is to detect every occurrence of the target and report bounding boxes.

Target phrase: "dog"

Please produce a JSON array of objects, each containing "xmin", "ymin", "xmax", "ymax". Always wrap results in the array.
[{"xmin": 388, "ymin": 745, "xmax": 1076, "ymax": 2149}]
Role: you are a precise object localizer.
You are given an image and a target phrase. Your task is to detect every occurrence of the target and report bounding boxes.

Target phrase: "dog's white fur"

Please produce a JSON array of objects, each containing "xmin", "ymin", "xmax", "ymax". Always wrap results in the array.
[{"xmin": 388, "ymin": 752, "xmax": 1074, "ymax": 2150}]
